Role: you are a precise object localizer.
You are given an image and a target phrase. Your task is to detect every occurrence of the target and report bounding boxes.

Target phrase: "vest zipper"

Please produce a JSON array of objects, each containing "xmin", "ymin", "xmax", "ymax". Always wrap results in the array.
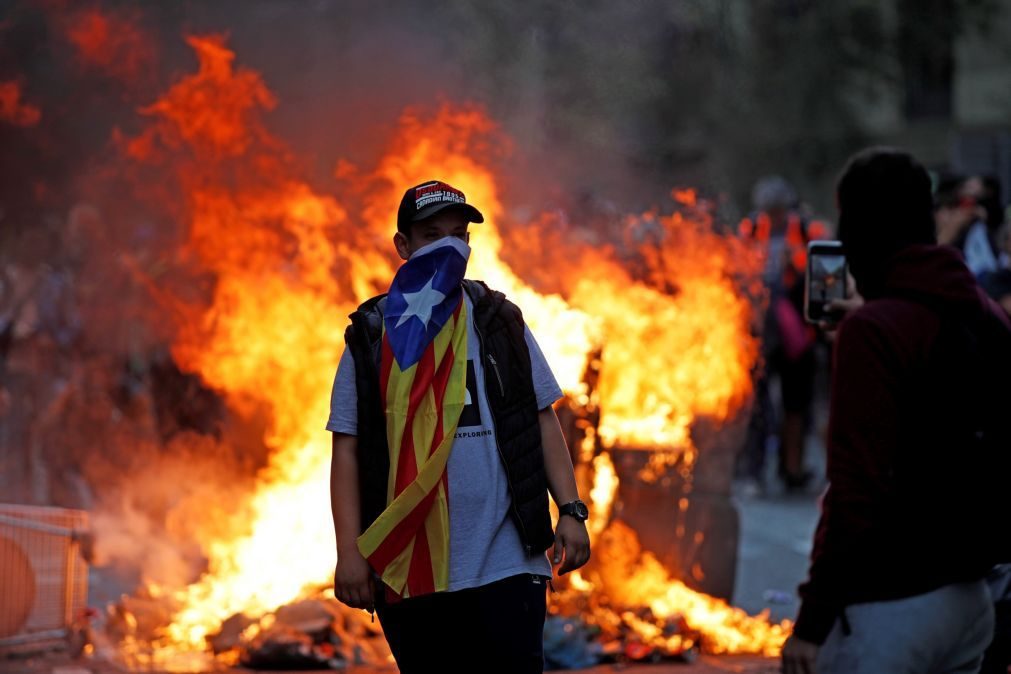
[
  {"xmin": 467, "ymin": 284, "xmax": 534, "ymax": 557},
  {"xmin": 487, "ymin": 353, "xmax": 506, "ymax": 397}
]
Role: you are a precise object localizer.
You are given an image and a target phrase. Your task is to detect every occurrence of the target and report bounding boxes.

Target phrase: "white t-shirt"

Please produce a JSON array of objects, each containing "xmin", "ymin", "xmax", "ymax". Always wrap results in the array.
[{"xmin": 327, "ymin": 294, "xmax": 560, "ymax": 590}]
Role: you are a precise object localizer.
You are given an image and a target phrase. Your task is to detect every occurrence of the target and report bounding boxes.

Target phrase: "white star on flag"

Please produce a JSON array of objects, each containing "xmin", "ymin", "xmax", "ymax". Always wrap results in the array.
[{"xmin": 395, "ymin": 274, "xmax": 446, "ymax": 329}]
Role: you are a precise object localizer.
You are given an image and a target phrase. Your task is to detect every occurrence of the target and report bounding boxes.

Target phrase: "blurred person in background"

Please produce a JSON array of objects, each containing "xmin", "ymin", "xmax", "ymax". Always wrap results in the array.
[
  {"xmin": 933, "ymin": 173, "xmax": 971, "ymax": 246},
  {"xmin": 936, "ymin": 174, "xmax": 1006, "ymax": 277},
  {"xmin": 783, "ymin": 148, "xmax": 1011, "ymax": 673},
  {"xmin": 979, "ymin": 221, "xmax": 1011, "ymax": 317},
  {"xmin": 737, "ymin": 176, "xmax": 828, "ymax": 493}
]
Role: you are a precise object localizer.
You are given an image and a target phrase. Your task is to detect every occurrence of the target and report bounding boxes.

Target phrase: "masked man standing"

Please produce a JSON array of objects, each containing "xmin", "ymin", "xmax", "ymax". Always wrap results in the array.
[{"xmin": 327, "ymin": 181, "xmax": 590, "ymax": 674}]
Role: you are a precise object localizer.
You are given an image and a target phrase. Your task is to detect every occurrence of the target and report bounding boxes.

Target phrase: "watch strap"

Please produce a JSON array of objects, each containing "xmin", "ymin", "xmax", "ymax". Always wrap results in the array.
[{"xmin": 559, "ymin": 499, "xmax": 588, "ymax": 521}]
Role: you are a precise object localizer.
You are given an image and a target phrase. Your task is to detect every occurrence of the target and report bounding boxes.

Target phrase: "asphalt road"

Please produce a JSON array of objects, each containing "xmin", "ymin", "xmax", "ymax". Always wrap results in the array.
[
  {"xmin": 732, "ymin": 486, "xmax": 822, "ymax": 625},
  {"xmin": 0, "ymin": 654, "xmax": 781, "ymax": 674},
  {"xmin": 3, "ymin": 484, "xmax": 820, "ymax": 674}
]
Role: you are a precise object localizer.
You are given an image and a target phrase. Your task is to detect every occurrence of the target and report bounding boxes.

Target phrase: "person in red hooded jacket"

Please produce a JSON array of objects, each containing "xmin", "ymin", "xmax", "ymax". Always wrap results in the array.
[{"xmin": 783, "ymin": 148, "xmax": 1011, "ymax": 673}]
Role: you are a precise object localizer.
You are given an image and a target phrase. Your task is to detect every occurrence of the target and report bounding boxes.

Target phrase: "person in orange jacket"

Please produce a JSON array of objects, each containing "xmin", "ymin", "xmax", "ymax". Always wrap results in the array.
[{"xmin": 738, "ymin": 176, "xmax": 828, "ymax": 492}]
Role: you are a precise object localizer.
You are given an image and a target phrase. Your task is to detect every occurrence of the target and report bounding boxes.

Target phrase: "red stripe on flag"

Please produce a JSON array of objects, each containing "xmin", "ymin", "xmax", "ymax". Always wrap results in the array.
[
  {"xmin": 393, "ymin": 346, "xmax": 435, "ymax": 497},
  {"xmin": 394, "ymin": 419, "xmax": 418, "ymax": 499},
  {"xmin": 394, "ymin": 405, "xmax": 418, "ymax": 499},
  {"xmin": 406, "ymin": 519, "xmax": 435, "ymax": 597},
  {"xmin": 428, "ymin": 343, "xmax": 456, "ymax": 458},
  {"xmin": 366, "ymin": 484, "xmax": 440, "ymax": 572},
  {"xmin": 407, "ymin": 345, "xmax": 436, "ymax": 414}
]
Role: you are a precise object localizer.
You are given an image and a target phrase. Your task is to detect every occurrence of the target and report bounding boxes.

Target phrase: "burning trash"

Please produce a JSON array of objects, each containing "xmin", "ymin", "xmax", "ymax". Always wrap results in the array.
[
  {"xmin": 99, "ymin": 591, "xmax": 393, "ymax": 671},
  {"xmin": 219, "ymin": 597, "xmax": 392, "ymax": 670}
]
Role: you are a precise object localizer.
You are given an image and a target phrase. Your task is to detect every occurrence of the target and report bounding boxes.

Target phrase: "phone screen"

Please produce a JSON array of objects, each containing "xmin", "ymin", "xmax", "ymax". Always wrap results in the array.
[{"xmin": 806, "ymin": 248, "xmax": 847, "ymax": 323}]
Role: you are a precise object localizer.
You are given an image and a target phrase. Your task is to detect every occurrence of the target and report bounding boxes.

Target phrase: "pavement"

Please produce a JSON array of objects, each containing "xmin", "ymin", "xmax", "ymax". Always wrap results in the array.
[
  {"xmin": 1, "ymin": 654, "xmax": 780, "ymax": 674},
  {"xmin": 732, "ymin": 484, "xmax": 821, "ymax": 624},
  {"xmin": 4, "ymin": 408, "xmax": 826, "ymax": 674},
  {"xmin": 570, "ymin": 657, "xmax": 779, "ymax": 673},
  {"xmin": 2, "ymin": 482, "xmax": 819, "ymax": 674}
]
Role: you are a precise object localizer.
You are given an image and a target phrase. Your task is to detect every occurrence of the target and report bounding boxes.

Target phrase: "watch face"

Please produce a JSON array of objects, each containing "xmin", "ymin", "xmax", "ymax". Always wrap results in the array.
[{"xmin": 575, "ymin": 501, "xmax": 589, "ymax": 520}]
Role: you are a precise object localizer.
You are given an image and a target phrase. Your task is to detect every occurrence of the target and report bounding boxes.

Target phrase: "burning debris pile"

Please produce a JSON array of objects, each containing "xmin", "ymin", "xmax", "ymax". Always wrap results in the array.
[
  {"xmin": 103, "ymin": 591, "xmax": 392, "ymax": 671},
  {"xmin": 550, "ymin": 521, "xmax": 789, "ymax": 662},
  {"xmin": 3, "ymin": 7, "xmax": 790, "ymax": 671}
]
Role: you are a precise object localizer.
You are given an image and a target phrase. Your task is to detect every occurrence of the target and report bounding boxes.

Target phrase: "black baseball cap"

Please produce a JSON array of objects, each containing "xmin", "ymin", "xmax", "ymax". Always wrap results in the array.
[{"xmin": 397, "ymin": 180, "xmax": 484, "ymax": 233}]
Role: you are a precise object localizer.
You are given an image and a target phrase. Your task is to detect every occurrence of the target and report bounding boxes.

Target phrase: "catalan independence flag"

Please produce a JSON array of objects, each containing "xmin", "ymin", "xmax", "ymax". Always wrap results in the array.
[{"xmin": 357, "ymin": 237, "xmax": 470, "ymax": 598}]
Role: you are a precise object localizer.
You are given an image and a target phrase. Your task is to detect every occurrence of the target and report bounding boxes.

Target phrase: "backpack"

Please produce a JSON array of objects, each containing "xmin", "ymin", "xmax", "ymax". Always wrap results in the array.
[{"xmin": 894, "ymin": 291, "xmax": 1011, "ymax": 567}]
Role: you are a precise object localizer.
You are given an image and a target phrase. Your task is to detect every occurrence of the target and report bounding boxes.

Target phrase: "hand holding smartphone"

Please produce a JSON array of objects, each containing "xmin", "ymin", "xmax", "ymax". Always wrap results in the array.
[{"xmin": 804, "ymin": 241, "xmax": 848, "ymax": 326}]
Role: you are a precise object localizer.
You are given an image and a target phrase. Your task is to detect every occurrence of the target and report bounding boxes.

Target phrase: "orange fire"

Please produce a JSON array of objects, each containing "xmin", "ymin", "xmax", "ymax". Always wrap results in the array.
[
  {"xmin": 561, "ymin": 520, "xmax": 790, "ymax": 657},
  {"xmin": 0, "ymin": 80, "xmax": 41, "ymax": 127},
  {"xmin": 112, "ymin": 34, "xmax": 785, "ymax": 669}
]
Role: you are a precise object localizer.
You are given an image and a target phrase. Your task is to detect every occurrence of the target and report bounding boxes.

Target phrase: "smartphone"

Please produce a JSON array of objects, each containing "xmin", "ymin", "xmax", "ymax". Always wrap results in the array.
[{"xmin": 804, "ymin": 240, "xmax": 847, "ymax": 324}]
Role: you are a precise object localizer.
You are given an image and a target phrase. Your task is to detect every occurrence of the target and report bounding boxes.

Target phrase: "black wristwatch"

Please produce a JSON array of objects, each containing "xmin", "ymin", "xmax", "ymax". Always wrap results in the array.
[{"xmin": 559, "ymin": 499, "xmax": 589, "ymax": 523}]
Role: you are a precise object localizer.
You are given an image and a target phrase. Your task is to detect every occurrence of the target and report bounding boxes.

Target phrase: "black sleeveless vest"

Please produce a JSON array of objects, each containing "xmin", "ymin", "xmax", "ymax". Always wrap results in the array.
[{"xmin": 343, "ymin": 280, "xmax": 554, "ymax": 556}]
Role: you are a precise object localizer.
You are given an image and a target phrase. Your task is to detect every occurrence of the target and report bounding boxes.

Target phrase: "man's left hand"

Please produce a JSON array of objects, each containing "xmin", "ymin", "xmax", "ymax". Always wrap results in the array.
[
  {"xmin": 553, "ymin": 516, "xmax": 590, "ymax": 575},
  {"xmin": 781, "ymin": 635, "xmax": 819, "ymax": 674}
]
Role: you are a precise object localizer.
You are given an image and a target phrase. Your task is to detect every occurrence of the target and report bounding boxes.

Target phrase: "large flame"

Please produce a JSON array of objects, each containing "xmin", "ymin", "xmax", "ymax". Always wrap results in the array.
[
  {"xmin": 112, "ymin": 35, "xmax": 782, "ymax": 667},
  {"xmin": 562, "ymin": 520, "xmax": 790, "ymax": 657}
]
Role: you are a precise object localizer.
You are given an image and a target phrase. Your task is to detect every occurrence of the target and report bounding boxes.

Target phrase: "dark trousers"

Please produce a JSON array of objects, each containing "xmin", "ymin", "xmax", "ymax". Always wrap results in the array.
[{"xmin": 375, "ymin": 573, "xmax": 548, "ymax": 674}]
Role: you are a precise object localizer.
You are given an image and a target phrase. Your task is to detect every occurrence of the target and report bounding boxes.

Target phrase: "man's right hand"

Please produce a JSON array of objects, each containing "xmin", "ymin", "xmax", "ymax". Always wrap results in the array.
[
  {"xmin": 334, "ymin": 546, "xmax": 374, "ymax": 610},
  {"xmin": 817, "ymin": 273, "xmax": 864, "ymax": 336},
  {"xmin": 781, "ymin": 635, "xmax": 820, "ymax": 674}
]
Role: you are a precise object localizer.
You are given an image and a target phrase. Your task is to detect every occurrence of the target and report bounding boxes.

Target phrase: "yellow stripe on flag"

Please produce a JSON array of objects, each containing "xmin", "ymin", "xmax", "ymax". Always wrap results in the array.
[
  {"xmin": 384, "ymin": 359, "xmax": 414, "ymax": 503},
  {"xmin": 426, "ymin": 480, "xmax": 451, "ymax": 590}
]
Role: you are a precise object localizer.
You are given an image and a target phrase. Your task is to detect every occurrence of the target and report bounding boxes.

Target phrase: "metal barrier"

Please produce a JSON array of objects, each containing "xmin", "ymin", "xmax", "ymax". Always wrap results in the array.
[{"xmin": 0, "ymin": 504, "xmax": 89, "ymax": 651}]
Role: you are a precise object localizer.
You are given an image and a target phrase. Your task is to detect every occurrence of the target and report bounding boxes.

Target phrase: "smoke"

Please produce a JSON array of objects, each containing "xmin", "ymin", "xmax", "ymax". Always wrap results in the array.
[{"xmin": 89, "ymin": 431, "xmax": 262, "ymax": 590}]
